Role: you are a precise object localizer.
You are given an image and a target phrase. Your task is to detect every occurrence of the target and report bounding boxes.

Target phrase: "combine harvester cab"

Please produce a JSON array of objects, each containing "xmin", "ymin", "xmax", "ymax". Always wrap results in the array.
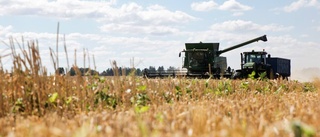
[{"xmin": 181, "ymin": 42, "xmax": 228, "ymax": 78}]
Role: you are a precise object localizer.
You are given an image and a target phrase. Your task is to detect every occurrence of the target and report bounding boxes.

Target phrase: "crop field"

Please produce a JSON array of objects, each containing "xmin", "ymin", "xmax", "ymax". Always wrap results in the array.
[{"xmin": 0, "ymin": 40, "xmax": 320, "ymax": 137}]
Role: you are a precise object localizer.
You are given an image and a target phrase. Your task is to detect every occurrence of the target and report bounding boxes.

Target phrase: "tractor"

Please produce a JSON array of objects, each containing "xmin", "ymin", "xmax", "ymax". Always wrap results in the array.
[{"xmin": 232, "ymin": 50, "xmax": 291, "ymax": 79}]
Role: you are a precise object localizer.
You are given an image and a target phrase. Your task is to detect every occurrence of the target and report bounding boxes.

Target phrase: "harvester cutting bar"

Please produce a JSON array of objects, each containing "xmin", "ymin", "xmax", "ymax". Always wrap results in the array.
[
  {"xmin": 143, "ymin": 69, "xmax": 232, "ymax": 79},
  {"xmin": 143, "ymin": 69, "xmax": 187, "ymax": 78}
]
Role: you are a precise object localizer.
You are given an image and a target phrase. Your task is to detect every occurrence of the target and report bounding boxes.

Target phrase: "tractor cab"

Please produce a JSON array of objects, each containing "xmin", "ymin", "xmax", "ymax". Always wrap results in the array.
[
  {"xmin": 236, "ymin": 50, "xmax": 273, "ymax": 79},
  {"xmin": 241, "ymin": 50, "xmax": 268, "ymax": 69}
]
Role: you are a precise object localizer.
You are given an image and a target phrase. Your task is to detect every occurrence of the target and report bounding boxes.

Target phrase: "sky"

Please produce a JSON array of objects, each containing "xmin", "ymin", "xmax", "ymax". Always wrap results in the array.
[{"xmin": 0, "ymin": 0, "xmax": 320, "ymax": 79}]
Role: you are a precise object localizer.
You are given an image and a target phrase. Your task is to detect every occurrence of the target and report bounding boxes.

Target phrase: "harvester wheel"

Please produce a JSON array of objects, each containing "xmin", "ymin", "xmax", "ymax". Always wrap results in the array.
[{"xmin": 231, "ymin": 71, "xmax": 242, "ymax": 79}]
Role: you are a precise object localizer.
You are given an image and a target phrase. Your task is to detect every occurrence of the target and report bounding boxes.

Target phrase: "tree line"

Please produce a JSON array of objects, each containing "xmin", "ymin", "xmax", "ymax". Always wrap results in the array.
[{"xmin": 56, "ymin": 66, "xmax": 179, "ymax": 76}]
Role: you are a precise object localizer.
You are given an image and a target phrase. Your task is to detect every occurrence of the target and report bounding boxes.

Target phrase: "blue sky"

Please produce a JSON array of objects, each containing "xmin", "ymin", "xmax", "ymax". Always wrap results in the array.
[{"xmin": 0, "ymin": 0, "xmax": 320, "ymax": 79}]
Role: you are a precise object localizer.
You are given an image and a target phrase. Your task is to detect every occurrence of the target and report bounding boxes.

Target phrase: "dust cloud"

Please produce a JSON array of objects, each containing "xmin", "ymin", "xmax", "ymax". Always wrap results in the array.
[{"xmin": 291, "ymin": 67, "xmax": 320, "ymax": 82}]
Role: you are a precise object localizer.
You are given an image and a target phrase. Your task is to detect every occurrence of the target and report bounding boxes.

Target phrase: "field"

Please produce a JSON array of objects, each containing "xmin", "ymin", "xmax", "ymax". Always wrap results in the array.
[{"xmin": 0, "ymin": 40, "xmax": 320, "ymax": 137}]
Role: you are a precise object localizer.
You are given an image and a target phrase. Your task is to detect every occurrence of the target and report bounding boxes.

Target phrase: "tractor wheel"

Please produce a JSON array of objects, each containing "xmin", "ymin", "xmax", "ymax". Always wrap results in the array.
[{"xmin": 269, "ymin": 69, "xmax": 274, "ymax": 79}]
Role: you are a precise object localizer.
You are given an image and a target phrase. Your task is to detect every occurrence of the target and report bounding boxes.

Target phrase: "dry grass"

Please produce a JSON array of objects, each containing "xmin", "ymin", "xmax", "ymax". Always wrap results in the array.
[{"xmin": 0, "ymin": 38, "xmax": 319, "ymax": 137}]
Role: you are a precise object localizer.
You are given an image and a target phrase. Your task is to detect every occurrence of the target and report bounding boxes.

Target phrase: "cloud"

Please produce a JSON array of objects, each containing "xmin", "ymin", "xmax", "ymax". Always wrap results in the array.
[
  {"xmin": 100, "ymin": 23, "xmax": 179, "ymax": 35},
  {"xmin": 98, "ymin": 3, "xmax": 196, "ymax": 26},
  {"xmin": 232, "ymin": 12, "xmax": 244, "ymax": 16},
  {"xmin": 191, "ymin": 0, "xmax": 218, "ymax": 11},
  {"xmin": 0, "ymin": 1, "xmax": 195, "ymax": 24},
  {"xmin": 210, "ymin": 20, "xmax": 294, "ymax": 32},
  {"xmin": 0, "ymin": 0, "xmax": 116, "ymax": 17},
  {"xmin": 191, "ymin": 0, "xmax": 252, "ymax": 15},
  {"xmin": 139, "ymin": 5, "xmax": 196, "ymax": 25},
  {"xmin": 97, "ymin": 3, "xmax": 195, "ymax": 35},
  {"xmin": 218, "ymin": 0, "xmax": 252, "ymax": 11},
  {"xmin": 0, "ymin": 25, "xmax": 13, "ymax": 37},
  {"xmin": 0, "ymin": 1, "xmax": 196, "ymax": 37},
  {"xmin": 283, "ymin": 0, "xmax": 320, "ymax": 12}
]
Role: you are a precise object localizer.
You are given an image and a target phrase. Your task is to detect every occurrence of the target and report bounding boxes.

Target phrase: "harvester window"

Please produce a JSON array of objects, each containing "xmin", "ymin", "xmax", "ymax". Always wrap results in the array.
[
  {"xmin": 189, "ymin": 52, "xmax": 205, "ymax": 66},
  {"xmin": 191, "ymin": 52, "xmax": 204, "ymax": 60}
]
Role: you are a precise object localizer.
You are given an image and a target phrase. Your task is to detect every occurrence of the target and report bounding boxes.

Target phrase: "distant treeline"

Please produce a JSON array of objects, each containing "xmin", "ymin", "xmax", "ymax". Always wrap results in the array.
[{"xmin": 56, "ymin": 66, "xmax": 178, "ymax": 76}]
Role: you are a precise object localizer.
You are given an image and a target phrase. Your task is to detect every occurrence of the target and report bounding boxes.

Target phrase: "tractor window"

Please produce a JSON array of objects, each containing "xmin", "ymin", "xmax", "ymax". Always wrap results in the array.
[
  {"xmin": 262, "ymin": 54, "xmax": 266, "ymax": 64},
  {"xmin": 245, "ymin": 54, "xmax": 263, "ymax": 63}
]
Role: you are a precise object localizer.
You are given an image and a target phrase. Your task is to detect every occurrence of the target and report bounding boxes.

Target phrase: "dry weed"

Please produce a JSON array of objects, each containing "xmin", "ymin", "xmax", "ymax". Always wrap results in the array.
[{"xmin": 0, "ymin": 38, "xmax": 319, "ymax": 137}]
